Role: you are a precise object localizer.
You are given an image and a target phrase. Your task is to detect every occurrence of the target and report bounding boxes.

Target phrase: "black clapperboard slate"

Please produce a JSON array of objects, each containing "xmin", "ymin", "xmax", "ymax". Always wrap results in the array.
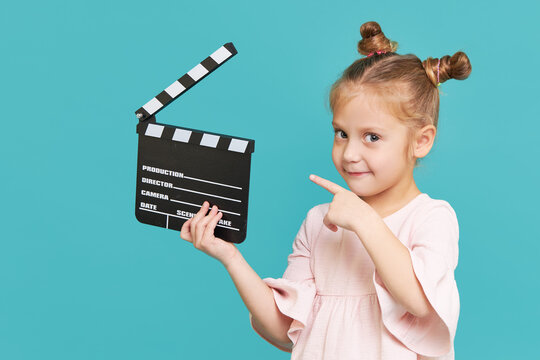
[{"xmin": 134, "ymin": 42, "xmax": 255, "ymax": 244}]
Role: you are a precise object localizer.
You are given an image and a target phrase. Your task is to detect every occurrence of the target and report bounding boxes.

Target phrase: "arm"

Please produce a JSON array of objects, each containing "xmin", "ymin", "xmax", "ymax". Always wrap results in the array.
[
  {"xmin": 223, "ymin": 250, "xmax": 294, "ymax": 350},
  {"xmin": 308, "ymin": 175, "xmax": 432, "ymax": 318},
  {"xmin": 356, "ymin": 207, "xmax": 460, "ymax": 357},
  {"xmin": 354, "ymin": 213, "xmax": 432, "ymax": 318},
  {"xmin": 180, "ymin": 201, "xmax": 295, "ymax": 350}
]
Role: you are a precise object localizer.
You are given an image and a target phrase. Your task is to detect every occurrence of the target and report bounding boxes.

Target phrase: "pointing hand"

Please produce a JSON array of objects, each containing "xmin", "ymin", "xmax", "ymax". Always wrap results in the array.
[{"xmin": 309, "ymin": 174, "xmax": 375, "ymax": 233}]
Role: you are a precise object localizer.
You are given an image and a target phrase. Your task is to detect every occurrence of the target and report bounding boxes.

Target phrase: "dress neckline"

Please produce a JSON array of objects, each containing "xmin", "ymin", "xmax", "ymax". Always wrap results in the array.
[{"xmin": 382, "ymin": 193, "xmax": 428, "ymax": 221}]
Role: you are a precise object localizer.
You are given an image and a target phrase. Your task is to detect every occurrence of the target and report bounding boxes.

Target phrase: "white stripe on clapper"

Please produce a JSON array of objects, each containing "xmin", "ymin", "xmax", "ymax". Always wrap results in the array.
[
  {"xmin": 172, "ymin": 129, "xmax": 192, "ymax": 143},
  {"xmin": 142, "ymin": 97, "xmax": 163, "ymax": 115},
  {"xmin": 187, "ymin": 64, "xmax": 209, "ymax": 81},
  {"xmin": 145, "ymin": 124, "xmax": 164, "ymax": 138},
  {"xmin": 200, "ymin": 133, "xmax": 220, "ymax": 148},
  {"xmin": 164, "ymin": 81, "xmax": 186, "ymax": 98},
  {"xmin": 228, "ymin": 138, "xmax": 249, "ymax": 153},
  {"xmin": 210, "ymin": 46, "xmax": 232, "ymax": 64}
]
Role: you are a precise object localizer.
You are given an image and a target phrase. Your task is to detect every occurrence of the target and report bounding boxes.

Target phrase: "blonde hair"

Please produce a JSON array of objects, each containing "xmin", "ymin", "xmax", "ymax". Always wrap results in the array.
[{"xmin": 328, "ymin": 21, "xmax": 472, "ymax": 167}]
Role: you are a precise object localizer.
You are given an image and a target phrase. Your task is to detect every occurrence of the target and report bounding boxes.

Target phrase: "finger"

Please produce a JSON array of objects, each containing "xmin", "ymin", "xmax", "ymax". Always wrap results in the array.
[
  {"xmin": 309, "ymin": 174, "xmax": 345, "ymax": 195},
  {"xmin": 194, "ymin": 206, "xmax": 219, "ymax": 248},
  {"xmin": 194, "ymin": 206, "xmax": 218, "ymax": 241},
  {"xmin": 180, "ymin": 218, "xmax": 193, "ymax": 242},
  {"xmin": 190, "ymin": 201, "xmax": 210, "ymax": 238},
  {"xmin": 323, "ymin": 214, "xmax": 338, "ymax": 232},
  {"xmin": 202, "ymin": 211, "xmax": 223, "ymax": 243}
]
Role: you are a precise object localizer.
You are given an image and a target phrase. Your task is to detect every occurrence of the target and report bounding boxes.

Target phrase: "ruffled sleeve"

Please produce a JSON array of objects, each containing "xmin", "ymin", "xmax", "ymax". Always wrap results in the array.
[
  {"xmin": 249, "ymin": 206, "xmax": 322, "ymax": 352},
  {"xmin": 373, "ymin": 204, "xmax": 460, "ymax": 357}
]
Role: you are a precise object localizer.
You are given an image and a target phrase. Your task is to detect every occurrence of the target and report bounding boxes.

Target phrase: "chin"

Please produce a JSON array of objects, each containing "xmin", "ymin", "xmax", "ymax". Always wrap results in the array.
[
  {"xmin": 342, "ymin": 177, "xmax": 375, "ymax": 196},
  {"xmin": 350, "ymin": 187, "xmax": 371, "ymax": 196},
  {"xmin": 343, "ymin": 181, "xmax": 369, "ymax": 195}
]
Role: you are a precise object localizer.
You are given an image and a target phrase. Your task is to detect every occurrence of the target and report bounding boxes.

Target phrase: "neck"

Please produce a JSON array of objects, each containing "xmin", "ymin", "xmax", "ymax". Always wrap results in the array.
[{"xmin": 360, "ymin": 175, "xmax": 421, "ymax": 219}]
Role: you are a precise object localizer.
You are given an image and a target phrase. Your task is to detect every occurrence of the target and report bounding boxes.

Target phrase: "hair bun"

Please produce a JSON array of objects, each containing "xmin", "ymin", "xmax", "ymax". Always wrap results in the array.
[
  {"xmin": 422, "ymin": 51, "xmax": 472, "ymax": 87},
  {"xmin": 357, "ymin": 21, "xmax": 399, "ymax": 56}
]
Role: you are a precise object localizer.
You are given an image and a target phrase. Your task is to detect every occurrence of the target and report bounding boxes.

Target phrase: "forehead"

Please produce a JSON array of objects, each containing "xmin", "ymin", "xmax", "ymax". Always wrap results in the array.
[{"xmin": 332, "ymin": 92, "xmax": 400, "ymax": 131}]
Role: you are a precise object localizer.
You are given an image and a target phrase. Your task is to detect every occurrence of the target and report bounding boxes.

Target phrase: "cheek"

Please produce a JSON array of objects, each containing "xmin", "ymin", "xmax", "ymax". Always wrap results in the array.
[
  {"xmin": 331, "ymin": 144, "xmax": 341, "ymax": 167},
  {"xmin": 362, "ymin": 151, "xmax": 386, "ymax": 173},
  {"xmin": 374, "ymin": 149, "xmax": 400, "ymax": 172}
]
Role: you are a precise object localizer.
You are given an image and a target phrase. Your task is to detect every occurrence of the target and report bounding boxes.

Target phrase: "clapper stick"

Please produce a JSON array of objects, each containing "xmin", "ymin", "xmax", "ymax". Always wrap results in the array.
[
  {"xmin": 135, "ymin": 42, "xmax": 238, "ymax": 122},
  {"xmin": 134, "ymin": 42, "xmax": 255, "ymax": 244}
]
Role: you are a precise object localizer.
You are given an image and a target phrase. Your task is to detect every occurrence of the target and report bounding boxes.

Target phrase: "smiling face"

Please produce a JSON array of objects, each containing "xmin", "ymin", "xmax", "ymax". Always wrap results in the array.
[{"xmin": 331, "ymin": 91, "xmax": 416, "ymax": 201}]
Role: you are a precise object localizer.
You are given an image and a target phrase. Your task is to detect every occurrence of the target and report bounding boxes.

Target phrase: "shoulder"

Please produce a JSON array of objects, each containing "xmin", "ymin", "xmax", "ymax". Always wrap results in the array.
[
  {"xmin": 412, "ymin": 194, "xmax": 459, "ymax": 231},
  {"xmin": 296, "ymin": 202, "xmax": 330, "ymax": 243},
  {"xmin": 303, "ymin": 202, "xmax": 330, "ymax": 230},
  {"xmin": 306, "ymin": 202, "xmax": 330, "ymax": 220},
  {"xmin": 409, "ymin": 194, "xmax": 460, "ymax": 269}
]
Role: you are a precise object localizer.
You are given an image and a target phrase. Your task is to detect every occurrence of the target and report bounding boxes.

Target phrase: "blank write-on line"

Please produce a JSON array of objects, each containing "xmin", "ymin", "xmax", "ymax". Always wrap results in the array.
[
  {"xmin": 169, "ymin": 198, "xmax": 241, "ymax": 216},
  {"xmin": 142, "ymin": 176, "xmax": 242, "ymax": 203},
  {"xmin": 142, "ymin": 163, "xmax": 242, "ymax": 190},
  {"xmin": 184, "ymin": 175, "xmax": 242, "ymax": 190},
  {"xmin": 171, "ymin": 185, "xmax": 241, "ymax": 203}
]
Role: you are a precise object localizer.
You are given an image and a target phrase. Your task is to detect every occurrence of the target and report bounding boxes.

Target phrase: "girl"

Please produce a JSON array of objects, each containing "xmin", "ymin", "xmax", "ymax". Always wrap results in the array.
[{"xmin": 180, "ymin": 21, "xmax": 472, "ymax": 360}]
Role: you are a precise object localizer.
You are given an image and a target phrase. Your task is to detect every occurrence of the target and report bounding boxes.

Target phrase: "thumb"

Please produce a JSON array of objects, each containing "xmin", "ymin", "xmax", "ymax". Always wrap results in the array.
[{"xmin": 323, "ymin": 214, "xmax": 338, "ymax": 232}]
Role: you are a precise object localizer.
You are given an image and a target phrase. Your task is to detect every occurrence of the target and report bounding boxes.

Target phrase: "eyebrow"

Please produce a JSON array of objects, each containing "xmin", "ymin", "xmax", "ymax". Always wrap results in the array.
[{"xmin": 331, "ymin": 121, "xmax": 386, "ymax": 132}]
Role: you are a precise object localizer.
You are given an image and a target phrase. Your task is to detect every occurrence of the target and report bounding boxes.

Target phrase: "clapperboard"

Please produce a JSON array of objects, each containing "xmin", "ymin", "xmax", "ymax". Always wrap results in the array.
[{"xmin": 134, "ymin": 42, "xmax": 255, "ymax": 244}]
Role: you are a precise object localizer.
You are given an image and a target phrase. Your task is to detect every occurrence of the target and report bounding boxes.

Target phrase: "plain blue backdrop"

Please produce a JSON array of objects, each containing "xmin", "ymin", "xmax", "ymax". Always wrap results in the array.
[{"xmin": 1, "ymin": 0, "xmax": 539, "ymax": 358}]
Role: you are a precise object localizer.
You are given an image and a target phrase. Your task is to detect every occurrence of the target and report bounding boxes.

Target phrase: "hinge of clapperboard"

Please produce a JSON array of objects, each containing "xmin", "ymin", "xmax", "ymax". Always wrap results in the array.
[{"xmin": 135, "ymin": 42, "xmax": 237, "ymax": 128}]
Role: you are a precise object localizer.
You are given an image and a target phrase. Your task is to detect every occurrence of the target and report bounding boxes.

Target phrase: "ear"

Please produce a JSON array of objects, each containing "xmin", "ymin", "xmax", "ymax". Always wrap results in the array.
[{"xmin": 413, "ymin": 125, "xmax": 436, "ymax": 159}]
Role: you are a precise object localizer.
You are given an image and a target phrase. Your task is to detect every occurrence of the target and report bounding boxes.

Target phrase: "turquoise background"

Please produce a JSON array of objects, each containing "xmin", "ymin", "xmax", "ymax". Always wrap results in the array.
[{"xmin": 1, "ymin": 0, "xmax": 539, "ymax": 358}]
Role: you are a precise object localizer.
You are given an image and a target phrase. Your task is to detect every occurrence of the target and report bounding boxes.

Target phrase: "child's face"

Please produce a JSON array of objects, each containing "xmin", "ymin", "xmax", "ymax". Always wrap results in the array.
[{"xmin": 331, "ymin": 92, "xmax": 413, "ymax": 197}]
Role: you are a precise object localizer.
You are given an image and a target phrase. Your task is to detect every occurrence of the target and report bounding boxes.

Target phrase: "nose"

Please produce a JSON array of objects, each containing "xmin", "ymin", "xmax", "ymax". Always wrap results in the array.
[{"xmin": 343, "ymin": 140, "xmax": 362, "ymax": 163}]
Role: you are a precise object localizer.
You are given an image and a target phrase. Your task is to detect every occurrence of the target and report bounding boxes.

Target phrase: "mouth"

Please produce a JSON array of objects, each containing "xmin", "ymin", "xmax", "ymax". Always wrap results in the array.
[{"xmin": 346, "ymin": 171, "xmax": 371, "ymax": 177}]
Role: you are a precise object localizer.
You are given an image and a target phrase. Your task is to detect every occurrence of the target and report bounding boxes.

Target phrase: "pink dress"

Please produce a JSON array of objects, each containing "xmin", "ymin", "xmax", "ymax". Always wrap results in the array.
[{"xmin": 249, "ymin": 193, "xmax": 460, "ymax": 360}]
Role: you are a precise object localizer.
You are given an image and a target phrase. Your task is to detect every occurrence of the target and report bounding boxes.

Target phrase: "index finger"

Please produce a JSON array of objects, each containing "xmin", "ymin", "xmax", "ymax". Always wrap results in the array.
[{"xmin": 309, "ymin": 174, "xmax": 345, "ymax": 195}]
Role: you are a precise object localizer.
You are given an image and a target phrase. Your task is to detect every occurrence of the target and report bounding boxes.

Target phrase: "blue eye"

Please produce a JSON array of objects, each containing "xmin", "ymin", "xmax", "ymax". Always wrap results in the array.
[
  {"xmin": 365, "ymin": 133, "xmax": 380, "ymax": 142},
  {"xmin": 335, "ymin": 130, "xmax": 347, "ymax": 139}
]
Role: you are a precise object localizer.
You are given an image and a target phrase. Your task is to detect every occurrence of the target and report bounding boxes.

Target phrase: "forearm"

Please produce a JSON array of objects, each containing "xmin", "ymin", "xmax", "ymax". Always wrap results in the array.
[
  {"xmin": 222, "ymin": 250, "xmax": 293, "ymax": 348},
  {"xmin": 355, "ymin": 213, "xmax": 432, "ymax": 318}
]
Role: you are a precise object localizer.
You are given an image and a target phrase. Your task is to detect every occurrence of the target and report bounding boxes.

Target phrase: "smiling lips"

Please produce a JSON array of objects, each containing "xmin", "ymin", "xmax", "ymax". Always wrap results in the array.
[{"xmin": 347, "ymin": 171, "xmax": 371, "ymax": 177}]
